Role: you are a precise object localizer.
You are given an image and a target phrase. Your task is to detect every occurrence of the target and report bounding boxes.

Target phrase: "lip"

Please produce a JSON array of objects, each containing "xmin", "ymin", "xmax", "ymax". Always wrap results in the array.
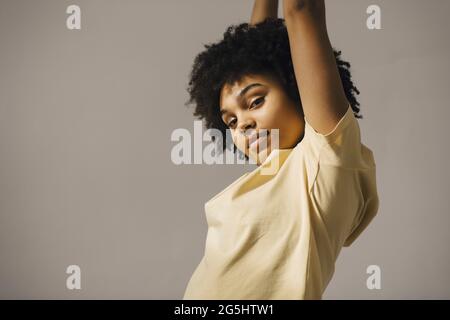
[
  {"xmin": 249, "ymin": 134, "xmax": 268, "ymax": 152},
  {"xmin": 247, "ymin": 131, "xmax": 258, "ymax": 145},
  {"xmin": 247, "ymin": 129, "xmax": 268, "ymax": 143}
]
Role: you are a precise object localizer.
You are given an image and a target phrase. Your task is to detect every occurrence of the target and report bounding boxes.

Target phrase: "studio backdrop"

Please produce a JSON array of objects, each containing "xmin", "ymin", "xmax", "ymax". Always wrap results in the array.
[{"xmin": 0, "ymin": 0, "xmax": 449, "ymax": 299}]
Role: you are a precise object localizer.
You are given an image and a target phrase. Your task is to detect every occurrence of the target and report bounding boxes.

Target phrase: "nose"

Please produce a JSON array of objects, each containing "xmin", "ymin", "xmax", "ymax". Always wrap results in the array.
[{"xmin": 237, "ymin": 119, "xmax": 256, "ymax": 136}]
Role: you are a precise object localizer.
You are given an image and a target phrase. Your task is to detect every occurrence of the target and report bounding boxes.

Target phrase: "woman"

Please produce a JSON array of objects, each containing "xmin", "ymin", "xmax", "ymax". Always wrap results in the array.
[{"xmin": 183, "ymin": 0, "xmax": 379, "ymax": 299}]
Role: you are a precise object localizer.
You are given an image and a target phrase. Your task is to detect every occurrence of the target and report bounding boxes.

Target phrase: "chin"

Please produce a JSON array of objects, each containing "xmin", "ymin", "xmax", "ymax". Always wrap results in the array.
[{"xmin": 250, "ymin": 147, "xmax": 272, "ymax": 166}]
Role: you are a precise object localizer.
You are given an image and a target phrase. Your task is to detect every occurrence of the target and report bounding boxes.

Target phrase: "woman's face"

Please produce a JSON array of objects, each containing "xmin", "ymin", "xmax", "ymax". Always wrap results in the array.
[{"xmin": 219, "ymin": 73, "xmax": 305, "ymax": 165}]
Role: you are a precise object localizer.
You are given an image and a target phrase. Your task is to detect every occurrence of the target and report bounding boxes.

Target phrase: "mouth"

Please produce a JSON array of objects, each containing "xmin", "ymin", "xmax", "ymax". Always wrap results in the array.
[
  {"xmin": 249, "ymin": 136, "xmax": 262, "ymax": 150},
  {"xmin": 247, "ymin": 130, "xmax": 270, "ymax": 153}
]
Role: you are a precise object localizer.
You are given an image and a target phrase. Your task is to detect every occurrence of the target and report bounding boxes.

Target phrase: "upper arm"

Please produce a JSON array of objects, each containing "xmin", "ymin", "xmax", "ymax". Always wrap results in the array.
[{"xmin": 283, "ymin": 0, "xmax": 349, "ymax": 135}]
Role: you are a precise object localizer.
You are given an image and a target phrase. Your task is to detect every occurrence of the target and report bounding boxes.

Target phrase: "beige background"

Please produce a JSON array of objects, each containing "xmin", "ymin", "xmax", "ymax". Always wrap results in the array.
[{"xmin": 0, "ymin": 0, "xmax": 449, "ymax": 299}]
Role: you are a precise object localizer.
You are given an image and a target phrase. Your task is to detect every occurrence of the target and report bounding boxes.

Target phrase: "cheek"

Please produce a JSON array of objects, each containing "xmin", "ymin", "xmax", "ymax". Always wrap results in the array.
[
  {"xmin": 260, "ymin": 103, "xmax": 288, "ymax": 130},
  {"xmin": 266, "ymin": 104, "xmax": 301, "ymax": 140},
  {"xmin": 261, "ymin": 95, "xmax": 289, "ymax": 122},
  {"xmin": 232, "ymin": 132, "xmax": 247, "ymax": 151},
  {"xmin": 253, "ymin": 105, "xmax": 276, "ymax": 130}
]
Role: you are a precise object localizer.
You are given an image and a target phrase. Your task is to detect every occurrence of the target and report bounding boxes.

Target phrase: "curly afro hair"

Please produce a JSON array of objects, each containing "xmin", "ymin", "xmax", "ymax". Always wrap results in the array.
[{"xmin": 184, "ymin": 18, "xmax": 362, "ymax": 159}]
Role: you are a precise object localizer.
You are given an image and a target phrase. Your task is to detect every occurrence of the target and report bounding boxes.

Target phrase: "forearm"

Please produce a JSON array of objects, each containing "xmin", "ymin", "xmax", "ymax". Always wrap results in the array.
[
  {"xmin": 250, "ymin": 0, "xmax": 279, "ymax": 25},
  {"xmin": 283, "ymin": 0, "xmax": 326, "ymax": 25}
]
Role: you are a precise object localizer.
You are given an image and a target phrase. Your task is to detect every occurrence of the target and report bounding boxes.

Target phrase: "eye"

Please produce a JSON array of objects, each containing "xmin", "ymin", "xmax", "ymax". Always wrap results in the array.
[
  {"xmin": 250, "ymin": 96, "xmax": 265, "ymax": 109},
  {"xmin": 227, "ymin": 118, "xmax": 237, "ymax": 128},
  {"xmin": 225, "ymin": 96, "xmax": 265, "ymax": 128}
]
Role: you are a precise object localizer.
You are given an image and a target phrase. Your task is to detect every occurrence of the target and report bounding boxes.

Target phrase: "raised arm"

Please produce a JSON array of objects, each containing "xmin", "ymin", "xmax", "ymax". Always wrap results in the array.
[
  {"xmin": 283, "ymin": 0, "xmax": 349, "ymax": 135},
  {"xmin": 250, "ymin": 0, "xmax": 279, "ymax": 25}
]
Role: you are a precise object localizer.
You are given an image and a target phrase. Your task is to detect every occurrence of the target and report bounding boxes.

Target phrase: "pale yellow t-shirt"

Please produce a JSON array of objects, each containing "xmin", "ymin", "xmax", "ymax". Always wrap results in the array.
[{"xmin": 183, "ymin": 104, "xmax": 379, "ymax": 299}]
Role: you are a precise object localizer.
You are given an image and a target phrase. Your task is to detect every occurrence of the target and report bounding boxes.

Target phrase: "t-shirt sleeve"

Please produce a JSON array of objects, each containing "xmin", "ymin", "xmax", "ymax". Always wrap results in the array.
[
  {"xmin": 301, "ymin": 103, "xmax": 376, "ymax": 190},
  {"xmin": 302, "ymin": 103, "xmax": 379, "ymax": 248},
  {"xmin": 304, "ymin": 103, "xmax": 355, "ymax": 145},
  {"xmin": 303, "ymin": 103, "xmax": 366, "ymax": 167}
]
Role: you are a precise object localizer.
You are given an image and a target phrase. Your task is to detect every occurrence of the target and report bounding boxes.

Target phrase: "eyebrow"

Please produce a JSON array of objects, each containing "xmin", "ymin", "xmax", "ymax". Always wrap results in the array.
[{"xmin": 220, "ymin": 83, "xmax": 264, "ymax": 116}]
